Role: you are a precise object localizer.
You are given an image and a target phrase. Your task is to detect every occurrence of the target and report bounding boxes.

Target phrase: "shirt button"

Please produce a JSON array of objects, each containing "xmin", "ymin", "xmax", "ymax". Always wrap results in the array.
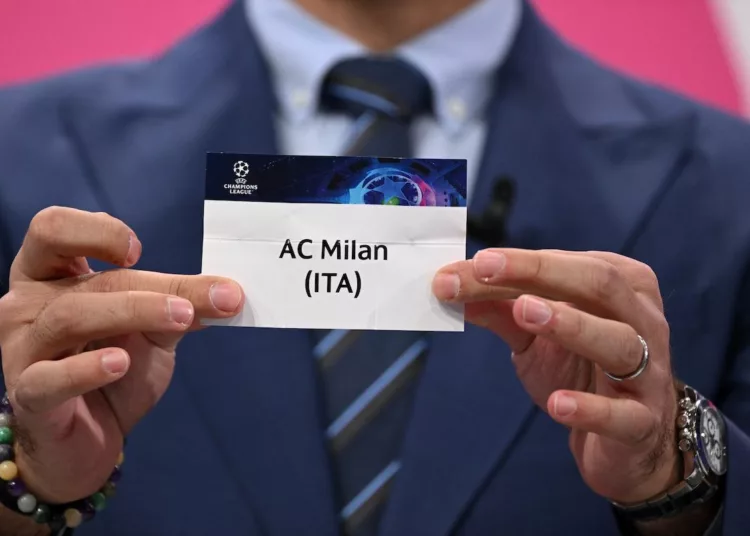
[
  {"xmin": 291, "ymin": 89, "xmax": 310, "ymax": 108},
  {"xmin": 447, "ymin": 98, "xmax": 467, "ymax": 121}
]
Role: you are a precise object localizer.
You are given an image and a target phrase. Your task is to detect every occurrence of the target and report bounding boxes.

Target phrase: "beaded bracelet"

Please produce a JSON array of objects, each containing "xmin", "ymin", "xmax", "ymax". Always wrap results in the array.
[{"xmin": 0, "ymin": 394, "xmax": 123, "ymax": 531}]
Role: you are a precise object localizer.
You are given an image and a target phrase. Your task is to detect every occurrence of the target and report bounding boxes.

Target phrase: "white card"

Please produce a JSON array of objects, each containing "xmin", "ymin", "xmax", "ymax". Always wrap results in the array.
[{"xmin": 201, "ymin": 154, "xmax": 467, "ymax": 332}]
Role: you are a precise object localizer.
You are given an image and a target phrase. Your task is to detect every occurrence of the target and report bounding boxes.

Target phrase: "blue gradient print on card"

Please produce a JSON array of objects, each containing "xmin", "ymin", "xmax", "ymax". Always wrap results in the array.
[{"xmin": 205, "ymin": 154, "xmax": 467, "ymax": 207}]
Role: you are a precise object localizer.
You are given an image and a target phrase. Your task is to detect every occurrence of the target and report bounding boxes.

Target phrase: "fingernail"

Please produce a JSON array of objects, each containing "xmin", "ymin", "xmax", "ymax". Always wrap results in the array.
[
  {"xmin": 522, "ymin": 296, "xmax": 552, "ymax": 325},
  {"xmin": 125, "ymin": 232, "xmax": 141, "ymax": 266},
  {"xmin": 432, "ymin": 273, "xmax": 460, "ymax": 301},
  {"xmin": 102, "ymin": 352, "xmax": 129, "ymax": 375},
  {"xmin": 554, "ymin": 394, "xmax": 577, "ymax": 417},
  {"xmin": 473, "ymin": 251, "xmax": 506, "ymax": 280},
  {"xmin": 210, "ymin": 283, "xmax": 242, "ymax": 312},
  {"xmin": 167, "ymin": 297, "xmax": 194, "ymax": 326},
  {"xmin": 70, "ymin": 258, "xmax": 91, "ymax": 276}
]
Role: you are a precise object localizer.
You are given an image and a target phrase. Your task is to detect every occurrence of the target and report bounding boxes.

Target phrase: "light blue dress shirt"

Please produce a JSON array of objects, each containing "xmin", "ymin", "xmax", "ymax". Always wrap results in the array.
[{"xmin": 245, "ymin": 0, "xmax": 522, "ymax": 194}]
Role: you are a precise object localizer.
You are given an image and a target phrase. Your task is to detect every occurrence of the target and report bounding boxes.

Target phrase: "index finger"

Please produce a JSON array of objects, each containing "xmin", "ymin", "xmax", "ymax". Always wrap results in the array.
[
  {"xmin": 10, "ymin": 207, "xmax": 140, "ymax": 283},
  {"xmin": 435, "ymin": 249, "xmax": 644, "ymax": 328},
  {"xmin": 77, "ymin": 269, "xmax": 244, "ymax": 317},
  {"xmin": 546, "ymin": 250, "xmax": 663, "ymax": 308}
]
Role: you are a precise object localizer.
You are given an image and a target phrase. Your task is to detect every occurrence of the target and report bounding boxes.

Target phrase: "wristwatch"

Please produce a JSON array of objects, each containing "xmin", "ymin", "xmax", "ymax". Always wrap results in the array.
[{"xmin": 613, "ymin": 384, "xmax": 727, "ymax": 521}]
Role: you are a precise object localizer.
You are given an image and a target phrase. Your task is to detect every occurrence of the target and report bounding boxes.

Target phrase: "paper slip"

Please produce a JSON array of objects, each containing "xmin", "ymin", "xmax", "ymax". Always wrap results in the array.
[{"xmin": 201, "ymin": 154, "xmax": 467, "ymax": 331}]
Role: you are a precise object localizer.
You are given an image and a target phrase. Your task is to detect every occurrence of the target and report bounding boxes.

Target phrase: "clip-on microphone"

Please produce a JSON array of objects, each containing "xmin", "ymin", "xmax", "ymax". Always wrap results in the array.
[{"xmin": 467, "ymin": 175, "xmax": 515, "ymax": 247}]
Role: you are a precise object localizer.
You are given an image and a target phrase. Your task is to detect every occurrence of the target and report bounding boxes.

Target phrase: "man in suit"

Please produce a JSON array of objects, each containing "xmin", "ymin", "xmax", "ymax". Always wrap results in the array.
[{"xmin": 0, "ymin": 0, "xmax": 749, "ymax": 534}]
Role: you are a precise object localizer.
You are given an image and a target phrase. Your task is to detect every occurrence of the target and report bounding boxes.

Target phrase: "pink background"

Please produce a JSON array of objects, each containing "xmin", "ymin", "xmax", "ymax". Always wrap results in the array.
[{"xmin": 0, "ymin": 0, "xmax": 743, "ymax": 115}]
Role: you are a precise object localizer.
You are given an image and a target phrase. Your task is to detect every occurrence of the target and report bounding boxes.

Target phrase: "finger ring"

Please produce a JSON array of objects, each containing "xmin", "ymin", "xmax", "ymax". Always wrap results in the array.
[{"xmin": 604, "ymin": 335, "xmax": 649, "ymax": 382}]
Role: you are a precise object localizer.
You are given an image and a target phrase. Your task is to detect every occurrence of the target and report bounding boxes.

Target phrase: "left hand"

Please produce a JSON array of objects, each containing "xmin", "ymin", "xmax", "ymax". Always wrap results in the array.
[{"xmin": 433, "ymin": 248, "xmax": 681, "ymax": 504}]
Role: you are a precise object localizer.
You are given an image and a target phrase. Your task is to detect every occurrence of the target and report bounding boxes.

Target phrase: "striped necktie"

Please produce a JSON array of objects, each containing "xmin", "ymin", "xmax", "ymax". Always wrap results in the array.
[{"xmin": 316, "ymin": 57, "xmax": 433, "ymax": 535}]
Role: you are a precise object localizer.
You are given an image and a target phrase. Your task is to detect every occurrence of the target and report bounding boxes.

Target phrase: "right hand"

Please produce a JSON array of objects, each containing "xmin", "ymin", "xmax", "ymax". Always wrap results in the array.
[{"xmin": 0, "ymin": 207, "xmax": 244, "ymax": 503}]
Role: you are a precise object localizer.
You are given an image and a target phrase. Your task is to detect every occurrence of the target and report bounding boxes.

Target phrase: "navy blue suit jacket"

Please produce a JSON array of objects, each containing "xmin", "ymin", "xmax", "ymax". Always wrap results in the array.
[{"xmin": 2, "ymin": 3, "xmax": 750, "ymax": 535}]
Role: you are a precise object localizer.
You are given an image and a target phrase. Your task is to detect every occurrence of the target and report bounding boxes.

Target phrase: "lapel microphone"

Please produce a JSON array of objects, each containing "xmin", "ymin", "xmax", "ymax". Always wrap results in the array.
[{"xmin": 467, "ymin": 175, "xmax": 515, "ymax": 247}]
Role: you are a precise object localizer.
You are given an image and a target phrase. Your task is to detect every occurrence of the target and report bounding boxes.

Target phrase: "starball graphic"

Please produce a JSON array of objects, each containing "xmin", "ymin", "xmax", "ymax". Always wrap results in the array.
[
  {"xmin": 233, "ymin": 160, "xmax": 249, "ymax": 184},
  {"xmin": 348, "ymin": 167, "xmax": 439, "ymax": 207}
]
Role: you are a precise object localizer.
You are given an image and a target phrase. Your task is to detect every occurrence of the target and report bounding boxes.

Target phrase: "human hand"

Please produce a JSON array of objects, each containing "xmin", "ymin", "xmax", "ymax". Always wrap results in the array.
[
  {"xmin": 0, "ymin": 207, "xmax": 244, "ymax": 503},
  {"xmin": 433, "ymin": 249, "xmax": 680, "ymax": 504}
]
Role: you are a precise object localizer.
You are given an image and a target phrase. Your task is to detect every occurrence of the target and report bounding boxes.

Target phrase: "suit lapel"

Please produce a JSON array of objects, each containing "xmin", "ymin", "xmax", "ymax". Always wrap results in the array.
[
  {"xmin": 381, "ymin": 4, "xmax": 696, "ymax": 535},
  {"xmin": 66, "ymin": 3, "xmax": 338, "ymax": 534}
]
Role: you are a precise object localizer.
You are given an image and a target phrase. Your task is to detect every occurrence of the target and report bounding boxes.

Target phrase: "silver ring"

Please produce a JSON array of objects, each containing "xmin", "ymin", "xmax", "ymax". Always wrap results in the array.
[{"xmin": 604, "ymin": 335, "xmax": 649, "ymax": 382}]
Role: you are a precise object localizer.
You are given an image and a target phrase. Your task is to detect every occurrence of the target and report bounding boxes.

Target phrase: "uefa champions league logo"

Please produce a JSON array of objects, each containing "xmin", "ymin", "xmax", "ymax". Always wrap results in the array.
[
  {"xmin": 233, "ymin": 160, "xmax": 249, "ymax": 185},
  {"xmin": 224, "ymin": 160, "xmax": 257, "ymax": 195},
  {"xmin": 349, "ymin": 168, "xmax": 428, "ymax": 206}
]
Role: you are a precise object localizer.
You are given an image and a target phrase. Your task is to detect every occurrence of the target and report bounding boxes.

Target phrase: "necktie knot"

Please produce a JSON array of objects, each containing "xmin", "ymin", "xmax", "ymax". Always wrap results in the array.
[{"xmin": 321, "ymin": 57, "xmax": 433, "ymax": 122}]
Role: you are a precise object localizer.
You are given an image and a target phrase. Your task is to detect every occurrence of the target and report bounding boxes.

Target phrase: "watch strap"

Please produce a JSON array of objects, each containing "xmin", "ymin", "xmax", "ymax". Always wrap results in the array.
[{"xmin": 613, "ymin": 466, "xmax": 719, "ymax": 521}]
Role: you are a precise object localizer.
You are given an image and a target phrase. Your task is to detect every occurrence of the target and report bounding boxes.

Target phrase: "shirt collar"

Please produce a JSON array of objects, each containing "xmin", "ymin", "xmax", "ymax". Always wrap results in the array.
[{"xmin": 246, "ymin": 0, "xmax": 522, "ymax": 136}]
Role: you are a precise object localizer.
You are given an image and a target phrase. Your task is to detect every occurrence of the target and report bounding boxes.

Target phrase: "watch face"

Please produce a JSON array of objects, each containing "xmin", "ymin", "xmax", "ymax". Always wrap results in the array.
[{"xmin": 697, "ymin": 405, "xmax": 727, "ymax": 476}]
